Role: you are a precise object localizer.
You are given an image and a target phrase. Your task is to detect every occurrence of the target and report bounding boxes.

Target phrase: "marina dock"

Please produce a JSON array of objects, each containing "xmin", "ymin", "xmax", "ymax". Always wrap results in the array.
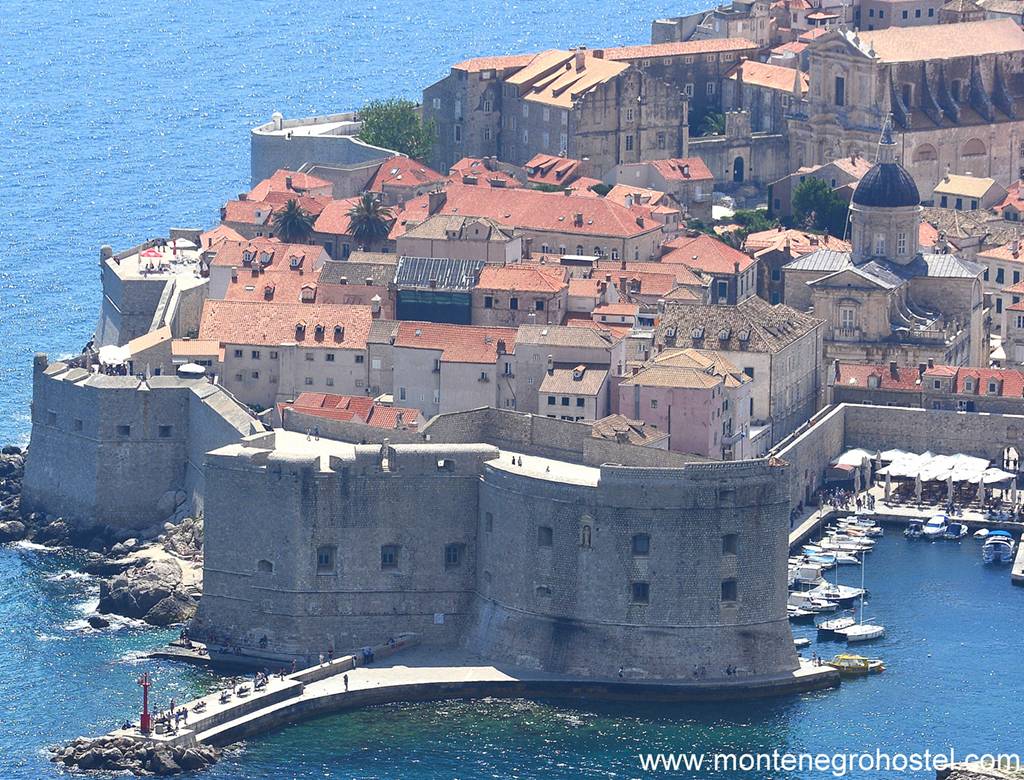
[{"xmin": 1013, "ymin": 542, "xmax": 1024, "ymax": 586}]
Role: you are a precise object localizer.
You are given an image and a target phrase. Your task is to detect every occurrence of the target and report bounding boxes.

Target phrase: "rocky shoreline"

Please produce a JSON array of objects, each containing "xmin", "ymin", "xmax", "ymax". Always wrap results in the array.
[
  {"xmin": 1, "ymin": 445, "xmax": 204, "ymax": 626},
  {"xmin": 51, "ymin": 736, "xmax": 219, "ymax": 775}
]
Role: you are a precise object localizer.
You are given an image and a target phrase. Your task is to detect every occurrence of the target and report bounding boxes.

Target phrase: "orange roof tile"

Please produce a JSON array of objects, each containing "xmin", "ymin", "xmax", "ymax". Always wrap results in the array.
[
  {"xmin": 835, "ymin": 363, "xmax": 922, "ymax": 392},
  {"xmin": 593, "ymin": 303, "xmax": 639, "ymax": 317},
  {"xmin": 284, "ymin": 392, "xmax": 423, "ymax": 430},
  {"xmin": 476, "ymin": 265, "xmax": 568, "ymax": 293},
  {"xmin": 249, "ymin": 169, "xmax": 332, "ymax": 201},
  {"xmin": 452, "ymin": 53, "xmax": 537, "ymax": 72},
  {"xmin": 978, "ymin": 240, "xmax": 1024, "ymax": 265},
  {"xmin": 447, "ymin": 158, "xmax": 523, "ymax": 189},
  {"xmin": 524, "ymin": 153, "xmax": 584, "ymax": 186},
  {"xmin": 210, "ymin": 239, "xmax": 325, "ymax": 269},
  {"xmin": 662, "ymin": 233, "xmax": 755, "ymax": 274},
  {"xmin": 312, "ymin": 197, "xmax": 367, "ymax": 236},
  {"xmin": 393, "ymin": 321, "xmax": 517, "ymax": 363},
  {"xmin": 198, "ymin": 300, "xmax": 372, "ymax": 350},
  {"xmin": 647, "ymin": 158, "xmax": 714, "ymax": 182},
  {"xmin": 743, "ymin": 227, "xmax": 850, "ymax": 255},
  {"xmin": 599, "ymin": 38, "xmax": 759, "ymax": 61},
  {"xmin": 368, "ymin": 157, "xmax": 445, "ymax": 192},
  {"xmin": 727, "ymin": 60, "xmax": 807, "ymax": 93}
]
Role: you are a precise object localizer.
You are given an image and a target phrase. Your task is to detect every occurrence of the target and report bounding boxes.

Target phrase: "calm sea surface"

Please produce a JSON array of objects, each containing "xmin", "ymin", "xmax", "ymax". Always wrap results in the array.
[{"xmin": 1, "ymin": 3, "xmax": 1022, "ymax": 778}]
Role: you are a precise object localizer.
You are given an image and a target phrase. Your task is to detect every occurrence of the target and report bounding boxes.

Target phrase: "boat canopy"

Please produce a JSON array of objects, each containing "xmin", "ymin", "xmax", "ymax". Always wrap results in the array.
[{"xmin": 987, "ymin": 530, "xmax": 1014, "ymax": 538}]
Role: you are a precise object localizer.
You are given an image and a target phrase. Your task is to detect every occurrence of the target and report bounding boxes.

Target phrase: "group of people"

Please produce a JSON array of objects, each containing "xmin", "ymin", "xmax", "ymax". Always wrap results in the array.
[{"xmin": 820, "ymin": 488, "xmax": 874, "ymax": 512}]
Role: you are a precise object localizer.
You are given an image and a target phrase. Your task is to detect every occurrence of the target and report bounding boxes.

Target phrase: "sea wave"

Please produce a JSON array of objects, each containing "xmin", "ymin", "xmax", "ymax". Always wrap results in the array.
[
  {"xmin": 45, "ymin": 569, "xmax": 95, "ymax": 582},
  {"xmin": 12, "ymin": 540, "xmax": 56, "ymax": 552}
]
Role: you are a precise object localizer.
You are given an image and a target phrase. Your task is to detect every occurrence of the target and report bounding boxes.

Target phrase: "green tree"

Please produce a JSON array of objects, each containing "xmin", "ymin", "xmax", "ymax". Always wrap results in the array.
[
  {"xmin": 347, "ymin": 193, "xmax": 395, "ymax": 248},
  {"xmin": 272, "ymin": 199, "xmax": 316, "ymax": 243},
  {"xmin": 697, "ymin": 111, "xmax": 726, "ymax": 136},
  {"xmin": 792, "ymin": 178, "xmax": 850, "ymax": 238},
  {"xmin": 357, "ymin": 98, "xmax": 436, "ymax": 162}
]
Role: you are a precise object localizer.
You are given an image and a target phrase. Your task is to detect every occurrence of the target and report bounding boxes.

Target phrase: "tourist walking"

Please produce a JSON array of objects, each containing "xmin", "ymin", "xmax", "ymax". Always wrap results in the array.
[{"xmin": 343, "ymin": 674, "xmax": 349, "ymax": 692}]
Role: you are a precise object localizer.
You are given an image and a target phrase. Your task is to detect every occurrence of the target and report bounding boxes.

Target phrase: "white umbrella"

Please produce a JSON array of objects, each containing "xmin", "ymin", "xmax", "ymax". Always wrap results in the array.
[
  {"xmin": 947, "ymin": 474, "xmax": 955, "ymax": 501},
  {"xmin": 854, "ymin": 465, "xmax": 862, "ymax": 493},
  {"xmin": 170, "ymin": 237, "xmax": 197, "ymax": 250},
  {"xmin": 979, "ymin": 481, "xmax": 986, "ymax": 506}
]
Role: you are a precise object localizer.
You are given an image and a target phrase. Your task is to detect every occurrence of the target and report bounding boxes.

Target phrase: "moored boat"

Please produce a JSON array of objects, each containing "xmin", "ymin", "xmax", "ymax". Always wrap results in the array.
[
  {"xmin": 806, "ymin": 581, "xmax": 865, "ymax": 604},
  {"xmin": 828, "ymin": 653, "xmax": 885, "ymax": 676},
  {"xmin": 982, "ymin": 531, "xmax": 1016, "ymax": 564},
  {"xmin": 836, "ymin": 622, "xmax": 885, "ymax": 642},
  {"xmin": 788, "ymin": 605, "xmax": 817, "ymax": 622},
  {"xmin": 788, "ymin": 591, "xmax": 838, "ymax": 613},
  {"xmin": 973, "ymin": 528, "xmax": 990, "ymax": 540},
  {"xmin": 817, "ymin": 611, "xmax": 856, "ymax": 636},
  {"xmin": 921, "ymin": 515, "xmax": 948, "ymax": 540},
  {"xmin": 904, "ymin": 521, "xmax": 924, "ymax": 539},
  {"xmin": 943, "ymin": 522, "xmax": 968, "ymax": 540}
]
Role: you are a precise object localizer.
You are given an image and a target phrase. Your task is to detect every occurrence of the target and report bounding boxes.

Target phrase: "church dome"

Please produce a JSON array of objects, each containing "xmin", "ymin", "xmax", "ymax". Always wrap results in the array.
[
  {"xmin": 851, "ymin": 162, "xmax": 921, "ymax": 208},
  {"xmin": 850, "ymin": 117, "xmax": 920, "ymax": 208}
]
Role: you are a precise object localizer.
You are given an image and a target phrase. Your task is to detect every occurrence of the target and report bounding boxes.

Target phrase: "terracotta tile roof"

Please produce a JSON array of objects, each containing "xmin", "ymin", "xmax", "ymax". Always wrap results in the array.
[
  {"xmin": 507, "ymin": 50, "xmax": 629, "ymax": 109},
  {"xmin": 564, "ymin": 317, "xmax": 633, "ymax": 339},
  {"xmin": 743, "ymin": 228, "xmax": 850, "ymax": 256},
  {"xmin": 727, "ymin": 60, "xmax": 807, "ymax": 93},
  {"xmin": 283, "ymin": 392, "xmax": 423, "ymax": 430},
  {"xmin": 171, "ymin": 339, "xmax": 222, "ymax": 358},
  {"xmin": 400, "ymin": 213, "xmax": 513, "ymax": 241},
  {"xmin": 995, "ymin": 180, "xmax": 1024, "ymax": 213},
  {"xmin": 978, "ymin": 240, "xmax": 1024, "ymax": 264},
  {"xmin": 394, "ymin": 184, "xmax": 662, "ymax": 239},
  {"xmin": 599, "ymin": 37, "xmax": 758, "ymax": 60},
  {"xmin": 249, "ymin": 169, "xmax": 332, "ymax": 201},
  {"xmin": 224, "ymin": 268, "xmax": 316, "ymax": 305},
  {"xmin": 594, "ymin": 259, "xmax": 707, "ymax": 287},
  {"xmin": 933, "ymin": 174, "xmax": 1000, "ymax": 199},
  {"xmin": 476, "ymin": 264, "xmax": 568, "ymax": 293},
  {"xmin": 919, "ymin": 221, "xmax": 940, "ymax": 249},
  {"xmin": 260, "ymin": 191, "xmax": 330, "ymax": 217},
  {"xmin": 525, "ymin": 154, "xmax": 584, "ymax": 186},
  {"xmin": 312, "ymin": 197, "xmax": 366, "ymax": 236},
  {"xmin": 772, "ymin": 41, "xmax": 808, "ymax": 56},
  {"xmin": 647, "ymin": 158, "xmax": 714, "ymax": 182},
  {"xmin": 652, "ymin": 347, "xmax": 749, "ymax": 388},
  {"xmin": 393, "ymin": 321, "xmax": 517, "ymax": 363},
  {"xmin": 941, "ymin": 367, "xmax": 1024, "ymax": 397},
  {"xmin": 662, "ymin": 233, "xmax": 755, "ymax": 274},
  {"xmin": 590, "ymin": 414, "xmax": 669, "ymax": 445},
  {"xmin": 593, "ymin": 303, "xmax": 639, "ymax": 317},
  {"xmin": 448, "ymin": 157, "xmax": 523, "ymax": 188},
  {"xmin": 605, "ymin": 184, "xmax": 672, "ymax": 209},
  {"xmin": 199, "ymin": 224, "xmax": 246, "ymax": 250},
  {"xmin": 568, "ymin": 277, "xmax": 602, "ymax": 297},
  {"xmin": 222, "ymin": 199, "xmax": 273, "ymax": 225},
  {"xmin": 567, "ymin": 177, "xmax": 605, "ymax": 195},
  {"xmin": 368, "ymin": 157, "xmax": 445, "ymax": 192},
  {"xmin": 210, "ymin": 239, "xmax": 326, "ymax": 269},
  {"xmin": 198, "ymin": 300, "xmax": 373, "ymax": 350},
  {"xmin": 539, "ymin": 365, "xmax": 609, "ymax": 396},
  {"xmin": 452, "ymin": 53, "xmax": 537, "ymax": 72},
  {"xmin": 621, "ymin": 363, "xmax": 723, "ymax": 390},
  {"xmin": 799, "ymin": 27, "xmax": 829, "ymax": 41},
  {"xmin": 854, "ymin": 19, "xmax": 1024, "ymax": 63},
  {"xmin": 515, "ymin": 324, "xmax": 618, "ymax": 348},
  {"xmin": 834, "ymin": 362, "xmax": 922, "ymax": 392}
]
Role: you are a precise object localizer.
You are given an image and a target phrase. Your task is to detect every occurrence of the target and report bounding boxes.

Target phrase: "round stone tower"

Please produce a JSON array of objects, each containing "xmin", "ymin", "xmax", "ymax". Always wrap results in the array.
[{"xmin": 848, "ymin": 117, "xmax": 922, "ymax": 266}]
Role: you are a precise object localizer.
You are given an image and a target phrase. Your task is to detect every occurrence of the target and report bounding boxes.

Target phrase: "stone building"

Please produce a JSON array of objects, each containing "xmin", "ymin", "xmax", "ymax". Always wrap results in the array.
[
  {"xmin": 856, "ymin": 0, "xmax": 946, "ymax": 29},
  {"xmin": 395, "ymin": 214, "xmax": 522, "ymax": 264},
  {"xmin": 192, "ymin": 428, "xmax": 800, "ymax": 682},
  {"xmin": 931, "ymin": 174, "xmax": 1006, "ymax": 211},
  {"xmin": 539, "ymin": 364, "xmax": 611, "ymax": 421},
  {"xmin": 723, "ymin": 59, "xmax": 808, "ymax": 135},
  {"xmin": 471, "ymin": 265, "xmax": 569, "ymax": 327},
  {"xmin": 976, "ymin": 239, "xmax": 1024, "ymax": 328},
  {"xmin": 652, "ymin": 1, "xmax": 774, "ymax": 48},
  {"xmin": 767, "ymin": 154, "xmax": 872, "ymax": 220},
  {"xmin": 422, "ymin": 40, "xmax": 759, "ymax": 175},
  {"xmin": 654, "ymin": 296, "xmax": 825, "ymax": 444},
  {"xmin": 782, "ymin": 123, "xmax": 987, "ymax": 367},
  {"xmin": 608, "ymin": 158, "xmax": 715, "ymax": 222},
  {"xmin": 662, "ymin": 233, "xmax": 759, "ymax": 304},
  {"xmin": 788, "ymin": 20, "xmax": 1024, "ymax": 195},
  {"xmin": 743, "ymin": 228, "xmax": 851, "ymax": 304}
]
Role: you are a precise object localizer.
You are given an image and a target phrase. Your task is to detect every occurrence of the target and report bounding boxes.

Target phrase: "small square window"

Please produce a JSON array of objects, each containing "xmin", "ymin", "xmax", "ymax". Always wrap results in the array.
[
  {"xmin": 46, "ymin": 411, "xmax": 57, "ymax": 426},
  {"xmin": 576, "ymin": 398, "xmax": 584, "ymax": 408},
  {"xmin": 158, "ymin": 425, "xmax": 173, "ymax": 438},
  {"xmin": 116, "ymin": 424, "xmax": 131, "ymax": 437},
  {"xmin": 233, "ymin": 349, "xmax": 243, "ymax": 358},
  {"xmin": 305, "ymin": 352, "xmax": 315, "ymax": 361},
  {"xmin": 305, "ymin": 377, "xmax": 314, "ymax": 385},
  {"xmin": 547, "ymin": 396, "xmax": 556, "ymax": 405},
  {"xmin": 561, "ymin": 397, "xmax": 569, "ymax": 406},
  {"xmin": 722, "ymin": 533, "xmax": 738, "ymax": 555},
  {"xmin": 381, "ymin": 544, "xmax": 399, "ymax": 569},
  {"xmin": 722, "ymin": 579, "xmax": 738, "ymax": 602},
  {"xmin": 325, "ymin": 353, "xmax": 335, "ymax": 362},
  {"xmin": 510, "ymin": 297, "xmax": 519, "ymax": 310},
  {"xmin": 444, "ymin": 543, "xmax": 462, "ymax": 567},
  {"xmin": 632, "ymin": 533, "xmax": 650, "ymax": 556},
  {"xmin": 269, "ymin": 350, "xmax": 278, "ymax": 359},
  {"xmin": 538, "ymin": 526, "xmax": 553, "ymax": 547},
  {"xmin": 355, "ymin": 354, "xmax": 365, "ymax": 364},
  {"xmin": 631, "ymin": 582, "xmax": 650, "ymax": 604},
  {"xmin": 251, "ymin": 350, "xmax": 260, "ymax": 359},
  {"xmin": 316, "ymin": 545, "xmax": 336, "ymax": 573}
]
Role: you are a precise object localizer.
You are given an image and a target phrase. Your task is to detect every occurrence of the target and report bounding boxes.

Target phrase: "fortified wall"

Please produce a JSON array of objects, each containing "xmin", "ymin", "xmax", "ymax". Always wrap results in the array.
[
  {"xmin": 193, "ymin": 431, "xmax": 798, "ymax": 681},
  {"xmin": 21, "ymin": 354, "xmax": 264, "ymax": 530}
]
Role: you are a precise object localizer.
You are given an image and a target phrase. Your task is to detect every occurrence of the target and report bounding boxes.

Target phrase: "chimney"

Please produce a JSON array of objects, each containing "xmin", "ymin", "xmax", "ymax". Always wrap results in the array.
[
  {"xmin": 733, "ymin": 261, "xmax": 740, "ymax": 274},
  {"xmin": 918, "ymin": 362, "xmax": 927, "ymax": 377},
  {"xmin": 832, "ymin": 358, "xmax": 840, "ymax": 382},
  {"xmin": 593, "ymin": 49, "xmax": 605, "ymax": 59},
  {"xmin": 928, "ymin": 358, "xmax": 934, "ymax": 369},
  {"xmin": 231, "ymin": 266, "xmax": 238, "ymax": 282},
  {"xmin": 1013, "ymin": 237, "xmax": 1021, "ymax": 256},
  {"xmin": 238, "ymin": 193, "xmax": 248, "ymax": 201},
  {"xmin": 483, "ymin": 156, "xmax": 496, "ymax": 171},
  {"xmin": 547, "ymin": 354, "xmax": 554, "ymax": 375},
  {"xmin": 889, "ymin": 360, "xmax": 898, "ymax": 379},
  {"xmin": 497, "ymin": 338, "xmax": 507, "ymax": 355},
  {"xmin": 575, "ymin": 49, "xmax": 586, "ymax": 70},
  {"xmin": 605, "ymin": 274, "xmax": 612, "ymax": 282},
  {"xmin": 681, "ymin": 163, "xmax": 689, "ymax": 177},
  {"xmin": 340, "ymin": 276, "xmax": 348, "ymax": 285},
  {"xmin": 285, "ymin": 175, "xmax": 294, "ymax": 190},
  {"xmin": 428, "ymin": 190, "xmax": 447, "ymax": 216},
  {"xmin": 563, "ymin": 189, "xmax": 572, "ymax": 196},
  {"xmin": 636, "ymin": 216, "xmax": 645, "ymax": 227}
]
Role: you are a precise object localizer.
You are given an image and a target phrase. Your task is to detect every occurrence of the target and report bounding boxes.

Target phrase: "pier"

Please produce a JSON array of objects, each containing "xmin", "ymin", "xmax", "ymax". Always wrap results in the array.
[
  {"xmin": 1013, "ymin": 542, "xmax": 1024, "ymax": 586},
  {"xmin": 92, "ymin": 636, "xmax": 837, "ymax": 755}
]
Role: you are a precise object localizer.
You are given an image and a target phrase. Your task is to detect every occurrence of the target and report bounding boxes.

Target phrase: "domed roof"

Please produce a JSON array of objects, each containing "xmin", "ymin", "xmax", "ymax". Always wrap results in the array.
[
  {"xmin": 851, "ymin": 162, "xmax": 921, "ymax": 208},
  {"xmin": 851, "ymin": 117, "xmax": 920, "ymax": 208}
]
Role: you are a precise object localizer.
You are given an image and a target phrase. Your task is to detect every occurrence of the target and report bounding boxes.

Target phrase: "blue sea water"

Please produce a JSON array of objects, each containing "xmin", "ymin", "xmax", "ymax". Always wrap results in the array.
[{"xmin": 2, "ymin": 3, "xmax": 1023, "ymax": 778}]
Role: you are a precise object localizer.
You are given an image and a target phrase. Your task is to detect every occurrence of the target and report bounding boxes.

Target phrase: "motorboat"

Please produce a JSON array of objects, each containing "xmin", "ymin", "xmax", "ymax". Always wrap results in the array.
[
  {"xmin": 805, "ymin": 553, "xmax": 838, "ymax": 568},
  {"xmin": 943, "ymin": 522, "xmax": 969, "ymax": 540},
  {"xmin": 828, "ymin": 653, "xmax": 885, "ymax": 676},
  {"xmin": 921, "ymin": 515, "xmax": 948, "ymax": 540},
  {"xmin": 835, "ymin": 552, "xmax": 862, "ymax": 566},
  {"xmin": 818, "ymin": 537, "xmax": 874, "ymax": 554},
  {"xmin": 788, "ymin": 592, "xmax": 838, "ymax": 613},
  {"xmin": 982, "ymin": 531, "xmax": 1017, "ymax": 564},
  {"xmin": 794, "ymin": 637, "xmax": 811, "ymax": 649},
  {"xmin": 806, "ymin": 582, "xmax": 865, "ymax": 604},
  {"xmin": 974, "ymin": 528, "xmax": 990, "ymax": 540},
  {"xmin": 817, "ymin": 611, "xmax": 856, "ymax": 636},
  {"xmin": 788, "ymin": 605, "xmax": 817, "ymax": 623},
  {"xmin": 846, "ymin": 515, "xmax": 879, "ymax": 529},
  {"xmin": 789, "ymin": 563, "xmax": 825, "ymax": 587},
  {"xmin": 904, "ymin": 521, "xmax": 924, "ymax": 539},
  {"xmin": 826, "ymin": 531, "xmax": 876, "ymax": 547}
]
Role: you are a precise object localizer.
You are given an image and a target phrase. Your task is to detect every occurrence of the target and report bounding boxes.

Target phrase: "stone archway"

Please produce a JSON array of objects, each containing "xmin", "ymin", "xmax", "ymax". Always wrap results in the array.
[{"xmin": 733, "ymin": 156, "xmax": 745, "ymax": 183}]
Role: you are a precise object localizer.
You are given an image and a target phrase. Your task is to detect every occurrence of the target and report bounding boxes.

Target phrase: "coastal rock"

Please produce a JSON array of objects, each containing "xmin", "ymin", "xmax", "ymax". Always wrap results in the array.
[
  {"xmin": 149, "ymin": 748, "xmax": 181, "ymax": 774},
  {"xmin": 87, "ymin": 615, "xmax": 111, "ymax": 629},
  {"xmin": 146, "ymin": 592, "xmax": 198, "ymax": 626},
  {"xmin": 54, "ymin": 734, "xmax": 219, "ymax": 776},
  {"xmin": 82, "ymin": 552, "xmax": 132, "ymax": 577},
  {"xmin": 35, "ymin": 518, "xmax": 72, "ymax": 545},
  {"xmin": 0, "ymin": 520, "xmax": 26, "ymax": 543}
]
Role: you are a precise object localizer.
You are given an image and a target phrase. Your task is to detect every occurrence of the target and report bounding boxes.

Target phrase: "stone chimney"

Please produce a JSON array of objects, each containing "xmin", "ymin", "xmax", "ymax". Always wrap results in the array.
[
  {"xmin": 575, "ymin": 49, "xmax": 586, "ymax": 70},
  {"xmin": 427, "ymin": 190, "xmax": 447, "ymax": 216},
  {"xmin": 918, "ymin": 362, "xmax": 927, "ymax": 377},
  {"xmin": 547, "ymin": 354, "xmax": 554, "ymax": 375},
  {"xmin": 285, "ymin": 175, "xmax": 294, "ymax": 190},
  {"xmin": 927, "ymin": 358, "xmax": 934, "ymax": 369},
  {"xmin": 889, "ymin": 360, "xmax": 898, "ymax": 379}
]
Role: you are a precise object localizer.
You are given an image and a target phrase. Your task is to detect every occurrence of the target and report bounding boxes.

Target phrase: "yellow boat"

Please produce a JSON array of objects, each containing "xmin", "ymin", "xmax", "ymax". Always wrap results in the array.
[{"xmin": 828, "ymin": 653, "xmax": 885, "ymax": 677}]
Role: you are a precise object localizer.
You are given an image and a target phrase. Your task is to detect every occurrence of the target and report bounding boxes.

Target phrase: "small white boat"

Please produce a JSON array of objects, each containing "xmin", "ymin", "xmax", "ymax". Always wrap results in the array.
[
  {"xmin": 905, "ymin": 521, "xmax": 924, "ymax": 539},
  {"xmin": 806, "ymin": 582, "xmax": 865, "ymax": 604},
  {"xmin": 788, "ymin": 592, "xmax": 838, "ymax": 613},
  {"xmin": 817, "ymin": 612, "xmax": 856, "ymax": 635},
  {"xmin": 788, "ymin": 605, "xmax": 817, "ymax": 622},
  {"xmin": 835, "ymin": 552, "xmax": 862, "ymax": 566},
  {"xmin": 789, "ymin": 563, "xmax": 825, "ymax": 587},
  {"xmin": 982, "ymin": 531, "xmax": 1016, "ymax": 564},
  {"xmin": 943, "ymin": 522, "xmax": 969, "ymax": 540},
  {"xmin": 921, "ymin": 515, "xmax": 948, "ymax": 540},
  {"xmin": 974, "ymin": 528, "xmax": 990, "ymax": 540},
  {"xmin": 818, "ymin": 537, "xmax": 874, "ymax": 553},
  {"xmin": 794, "ymin": 637, "xmax": 811, "ymax": 649},
  {"xmin": 837, "ymin": 622, "xmax": 885, "ymax": 642}
]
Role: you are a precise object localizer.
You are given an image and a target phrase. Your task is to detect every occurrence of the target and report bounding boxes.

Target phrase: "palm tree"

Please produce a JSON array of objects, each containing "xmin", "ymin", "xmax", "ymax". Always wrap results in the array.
[
  {"xmin": 347, "ymin": 193, "xmax": 395, "ymax": 248},
  {"xmin": 698, "ymin": 111, "xmax": 726, "ymax": 137},
  {"xmin": 272, "ymin": 199, "xmax": 316, "ymax": 243}
]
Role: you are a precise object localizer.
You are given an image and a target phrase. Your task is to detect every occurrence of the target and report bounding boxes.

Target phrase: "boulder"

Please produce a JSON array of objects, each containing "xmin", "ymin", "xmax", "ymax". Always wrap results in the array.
[
  {"xmin": 76, "ymin": 748, "xmax": 102, "ymax": 770},
  {"xmin": 87, "ymin": 615, "xmax": 111, "ymax": 629},
  {"xmin": 99, "ymin": 557, "xmax": 184, "ymax": 620},
  {"xmin": 1, "ymin": 445, "xmax": 22, "ymax": 455},
  {"xmin": 146, "ymin": 592, "xmax": 197, "ymax": 626},
  {"xmin": 176, "ymin": 748, "xmax": 209, "ymax": 771},
  {"xmin": 0, "ymin": 520, "xmax": 26, "ymax": 543},
  {"xmin": 35, "ymin": 518, "xmax": 72, "ymax": 545},
  {"xmin": 82, "ymin": 553, "xmax": 131, "ymax": 577},
  {"xmin": 149, "ymin": 748, "xmax": 181, "ymax": 775}
]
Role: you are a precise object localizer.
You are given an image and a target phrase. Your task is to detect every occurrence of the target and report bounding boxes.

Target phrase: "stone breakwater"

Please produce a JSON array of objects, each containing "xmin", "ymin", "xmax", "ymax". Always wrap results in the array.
[
  {"xmin": 51, "ymin": 735, "xmax": 219, "ymax": 775},
  {"xmin": 1, "ymin": 443, "xmax": 204, "ymax": 626}
]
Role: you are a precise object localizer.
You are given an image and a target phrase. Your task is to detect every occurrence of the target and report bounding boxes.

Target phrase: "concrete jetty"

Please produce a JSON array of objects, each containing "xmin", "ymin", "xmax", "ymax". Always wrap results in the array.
[
  {"xmin": 1012, "ymin": 540, "xmax": 1024, "ymax": 587},
  {"xmin": 93, "ymin": 635, "xmax": 838, "ymax": 757}
]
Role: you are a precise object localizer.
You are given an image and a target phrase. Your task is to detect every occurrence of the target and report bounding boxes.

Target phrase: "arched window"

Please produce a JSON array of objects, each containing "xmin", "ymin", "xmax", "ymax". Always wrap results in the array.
[
  {"xmin": 962, "ymin": 138, "xmax": 986, "ymax": 158},
  {"xmin": 912, "ymin": 143, "xmax": 937, "ymax": 163},
  {"xmin": 257, "ymin": 559, "xmax": 274, "ymax": 574}
]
